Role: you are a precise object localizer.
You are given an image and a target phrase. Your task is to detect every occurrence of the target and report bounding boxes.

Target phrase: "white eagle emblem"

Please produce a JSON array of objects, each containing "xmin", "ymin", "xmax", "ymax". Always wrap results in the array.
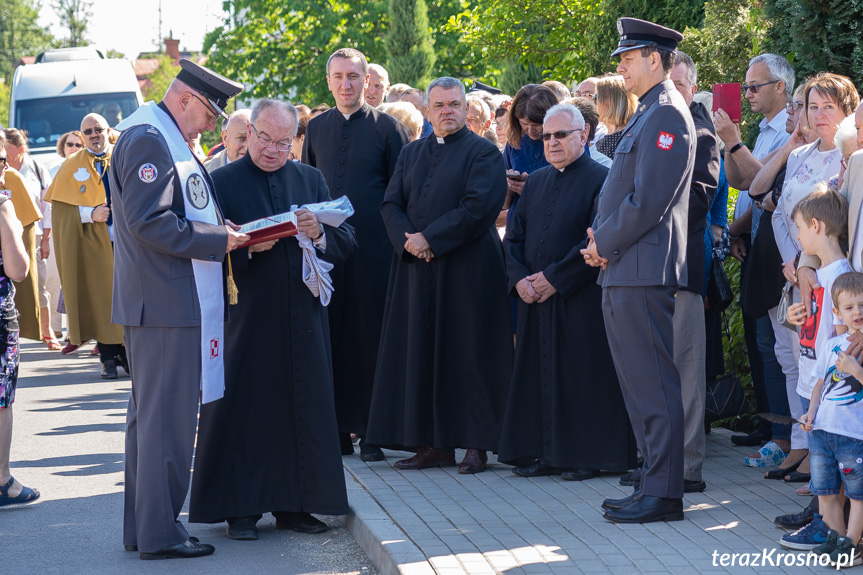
[
  {"xmin": 657, "ymin": 132, "xmax": 675, "ymax": 151},
  {"xmin": 185, "ymin": 174, "xmax": 209, "ymax": 210}
]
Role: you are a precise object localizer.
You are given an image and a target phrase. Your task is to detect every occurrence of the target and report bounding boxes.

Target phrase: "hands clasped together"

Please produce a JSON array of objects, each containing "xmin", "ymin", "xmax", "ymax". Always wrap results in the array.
[
  {"xmin": 580, "ymin": 227, "xmax": 608, "ymax": 270},
  {"xmin": 404, "ymin": 231, "xmax": 434, "ymax": 262},
  {"xmin": 516, "ymin": 272, "xmax": 557, "ymax": 304}
]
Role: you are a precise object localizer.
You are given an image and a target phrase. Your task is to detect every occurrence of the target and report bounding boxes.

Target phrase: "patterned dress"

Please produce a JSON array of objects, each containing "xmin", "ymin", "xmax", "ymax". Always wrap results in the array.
[{"xmin": 0, "ymin": 197, "xmax": 21, "ymax": 409}]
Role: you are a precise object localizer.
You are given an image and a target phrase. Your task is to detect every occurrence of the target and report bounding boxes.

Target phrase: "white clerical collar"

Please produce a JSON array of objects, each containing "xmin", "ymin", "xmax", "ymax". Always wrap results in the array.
[
  {"xmin": 559, "ymin": 167, "xmax": 565, "ymax": 172},
  {"xmin": 342, "ymin": 112, "xmax": 351, "ymax": 120},
  {"xmin": 436, "ymin": 137, "xmax": 445, "ymax": 144}
]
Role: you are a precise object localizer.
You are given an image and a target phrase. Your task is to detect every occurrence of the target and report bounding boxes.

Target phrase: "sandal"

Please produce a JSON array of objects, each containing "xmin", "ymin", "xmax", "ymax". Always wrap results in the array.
[
  {"xmin": 744, "ymin": 441, "xmax": 787, "ymax": 467},
  {"xmin": 41, "ymin": 336, "xmax": 62, "ymax": 351},
  {"xmin": 0, "ymin": 476, "xmax": 40, "ymax": 509},
  {"xmin": 784, "ymin": 471, "xmax": 811, "ymax": 483},
  {"xmin": 764, "ymin": 457, "xmax": 803, "ymax": 480},
  {"xmin": 797, "ymin": 485, "xmax": 813, "ymax": 496}
]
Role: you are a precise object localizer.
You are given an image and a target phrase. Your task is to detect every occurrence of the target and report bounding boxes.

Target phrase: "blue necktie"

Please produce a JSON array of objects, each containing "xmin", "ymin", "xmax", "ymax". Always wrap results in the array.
[{"xmin": 94, "ymin": 155, "xmax": 112, "ymax": 227}]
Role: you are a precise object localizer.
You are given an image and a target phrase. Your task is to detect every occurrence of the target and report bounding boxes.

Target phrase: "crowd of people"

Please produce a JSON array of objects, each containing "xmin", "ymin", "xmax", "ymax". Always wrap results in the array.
[{"xmin": 1, "ymin": 13, "xmax": 863, "ymax": 567}]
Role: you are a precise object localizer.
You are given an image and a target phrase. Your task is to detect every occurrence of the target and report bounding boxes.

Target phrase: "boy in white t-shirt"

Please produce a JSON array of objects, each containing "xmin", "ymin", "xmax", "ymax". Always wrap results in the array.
[
  {"xmin": 788, "ymin": 189, "xmax": 851, "ymax": 413},
  {"xmin": 801, "ymin": 272, "xmax": 863, "ymax": 566}
]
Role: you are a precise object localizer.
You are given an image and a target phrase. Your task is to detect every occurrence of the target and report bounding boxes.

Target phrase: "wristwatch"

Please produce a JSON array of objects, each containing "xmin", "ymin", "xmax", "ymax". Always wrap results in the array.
[{"xmin": 728, "ymin": 142, "xmax": 746, "ymax": 155}]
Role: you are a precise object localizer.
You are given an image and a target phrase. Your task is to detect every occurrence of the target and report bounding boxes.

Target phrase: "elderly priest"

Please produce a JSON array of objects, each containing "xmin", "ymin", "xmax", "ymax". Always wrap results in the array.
[
  {"xmin": 189, "ymin": 98, "xmax": 357, "ymax": 541},
  {"xmin": 366, "ymin": 77, "xmax": 512, "ymax": 474},
  {"xmin": 499, "ymin": 103, "xmax": 637, "ymax": 480}
]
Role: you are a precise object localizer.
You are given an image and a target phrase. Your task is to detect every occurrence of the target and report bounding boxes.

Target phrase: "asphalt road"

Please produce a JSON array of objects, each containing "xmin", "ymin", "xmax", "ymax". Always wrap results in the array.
[{"xmin": 1, "ymin": 339, "xmax": 377, "ymax": 575}]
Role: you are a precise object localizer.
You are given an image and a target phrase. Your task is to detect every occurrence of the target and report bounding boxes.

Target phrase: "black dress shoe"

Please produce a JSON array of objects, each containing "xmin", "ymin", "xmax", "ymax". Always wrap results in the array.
[
  {"xmin": 513, "ymin": 459, "xmax": 560, "ymax": 478},
  {"xmin": 101, "ymin": 360, "xmax": 118, "ymax": 380},
  {"xmin": 125, "ymin": 545, "xmax": 138, "ymax": 552},
  {"xmin": 561, "ymin": 468, "xmax": 598, "ymax": 481},
  {"xmin": 359, "ymin": 441, "xmax": 385, "ymax": 462},
  {"xmin": 602, "ymin": 490, "xmax": 643, "ymax": 511},
  {"xmin": 603, "ymin": 496, "xmax": 684, "ymax": 524},
  {"xmin": 274, "ymin": 511, "xmax": 328, "ymax": 534},
  {"xmin": 339, "ymin": 432, "xmax": 354, "ymax": 456},
  {"xmin": 139, "ymin": 537, "xmax": 215, "ymax": 560},
  {"xmin": 619, "ymin": 468, "xmax": 641, "ymax": 486},
  {"xmin": 731, "ymin": 429, "xmax": 770, "ymax": 447},
  {"xmin": 684, "ymin": 479, "xmax": 707, "ymax": 493},
  {"xmin": 775, "ymin": 504, "xmax": 817, "ymax": 530},
  {"xmin": 226, "ymin": 515, "xmax": 261, "ymax": 540}
]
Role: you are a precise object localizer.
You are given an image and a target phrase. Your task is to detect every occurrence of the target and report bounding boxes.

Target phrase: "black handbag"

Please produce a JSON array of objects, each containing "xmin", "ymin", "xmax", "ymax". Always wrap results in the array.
[
  {"xmin": 706, "ymin": 257, "xmax": 733, "ymax": 313},
  {"xmin": 705, "ymin": 312, "xmax": 751, "ymax": 423}
]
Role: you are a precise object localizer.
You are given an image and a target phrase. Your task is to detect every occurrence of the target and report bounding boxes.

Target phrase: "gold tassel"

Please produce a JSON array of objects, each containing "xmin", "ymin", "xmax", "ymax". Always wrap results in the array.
[{"xmin": 227, "ymin": 254, "xmax": 238, "ymax": 305}]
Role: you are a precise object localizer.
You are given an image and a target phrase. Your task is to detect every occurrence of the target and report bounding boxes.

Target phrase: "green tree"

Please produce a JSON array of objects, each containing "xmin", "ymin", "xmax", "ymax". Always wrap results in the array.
[
  {"xmin": 142, "ymin": 55, "xmax": 178, "ymax": 102},
  {"xmin": 52, "ymin": 0, "xmax": 92, "ymax": 47},
  {"xmin": 0, "ymin": 0, "xmax": 55, "ymax": 82},
  {"xmin": 385, "ymin": 0, "xmax": 436, "ymax": 87},
  {"xmin": 204, "ymin": 0, "xmax": 389, "ymax": 106},
  {"xmin": 762, "ymin": 0, "xmax": 863, "ymax": 89},
  {"xmin": 427, "ymin": 0, "xmax": 496, "ymax": 86},
  {"xmin": 580, "ymin": 0, "xmax": 706, "ymax": 78},
  {"xmin": 0, "ymin": 80, "xmax": 10, "ymax": 127}
]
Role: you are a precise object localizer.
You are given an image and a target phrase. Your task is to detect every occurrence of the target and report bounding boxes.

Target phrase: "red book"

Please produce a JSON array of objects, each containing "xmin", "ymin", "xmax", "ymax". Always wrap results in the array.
[
  {"xmin": 238, "ymin": 211, "xmax": 298, "ymax": 249},
  {"xmin": 713, "ymin": 83, "xmax": 742, "ymax": 123}
]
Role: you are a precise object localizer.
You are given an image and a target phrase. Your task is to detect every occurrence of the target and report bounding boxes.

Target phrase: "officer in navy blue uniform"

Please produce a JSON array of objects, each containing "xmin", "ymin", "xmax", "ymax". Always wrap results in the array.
[{"xmin": 581, "ymin": 17, "xmax": 696, "ymax": 524}]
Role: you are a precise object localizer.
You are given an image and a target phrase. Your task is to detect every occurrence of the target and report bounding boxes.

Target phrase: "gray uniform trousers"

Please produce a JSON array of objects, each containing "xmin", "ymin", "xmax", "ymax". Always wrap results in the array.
[
  {"xmin": 123, "ymin": 325, "xmax": 200, "ymax": 553},
  {"xmin": 602, "ymin": 285, "xmax": 684, "ymax": 499},
  {"xmin": 674, "ymin": 289, "xmax": 707, "ymax": 482}
]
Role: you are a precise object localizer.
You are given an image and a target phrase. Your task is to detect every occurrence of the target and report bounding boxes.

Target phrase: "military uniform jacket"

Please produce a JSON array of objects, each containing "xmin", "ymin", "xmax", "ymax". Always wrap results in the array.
[
  {"xmin": 592, "ymin": 79, "xmax": 696, "ymax": 287},
  {"xmin": 110, "ymin": 111, "xmax": 229, "ymax": 328}
]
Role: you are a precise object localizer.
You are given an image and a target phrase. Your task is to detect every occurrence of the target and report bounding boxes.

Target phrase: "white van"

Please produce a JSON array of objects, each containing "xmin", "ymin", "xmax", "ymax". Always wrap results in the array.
[{"xmin": 9, "ymin": 47, "xmax": 143, "ymax": 164}]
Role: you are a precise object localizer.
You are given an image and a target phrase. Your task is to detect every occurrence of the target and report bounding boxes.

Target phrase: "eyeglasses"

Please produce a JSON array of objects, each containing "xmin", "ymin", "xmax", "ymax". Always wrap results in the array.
[
  {"xmin": 575, "ymin": 92, "xmax": 597, "ymax": 101},
  {"xmin": 82, "ymin": 126, "xmax": 105, "ymax": 136},
  {"xmin": 190, "ymin": 92, "xmax": 219, "ymax": 123},
  {"xmin": 786, "ymin": 101, "xmax": 805, "ymax": 113},
  {"xmin": 742, "ymin": 80, "xmax": 779, "ymax": 94},
  {"xmin": 540, "ymin": 129, "xmax": 582, "ymax": 142},
  {"xmin": 65, "ymin": 142, "xmax": 83, "ymax": 148},
  {"xmin": 250, "ymin": 124, "xmax": 293, "ymax": 152}
]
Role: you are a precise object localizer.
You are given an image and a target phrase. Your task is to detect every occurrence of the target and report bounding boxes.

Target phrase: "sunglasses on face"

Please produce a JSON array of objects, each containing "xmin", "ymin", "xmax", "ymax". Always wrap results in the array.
[
  {"xmin": 742, "ymin": 80, "xmax": 779, "ymax": 94},
  {"xmin": 786, "ymin": 102, "xmax": 805, "ymax": 113},
  {"xmin": 65, "ymin": 142, "xmax": 83, "ymax": 148},
  {"xmin": 540, "ymin": 129, "xmax": 582, "ymax": 141},
  {"xmin": 82, "ymin": 126, "xmax": 105, "ymax": 136}
]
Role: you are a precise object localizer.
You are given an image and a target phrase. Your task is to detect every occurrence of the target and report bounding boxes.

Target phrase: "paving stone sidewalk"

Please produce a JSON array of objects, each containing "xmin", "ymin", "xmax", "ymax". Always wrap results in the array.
[{"xmin": 342, "ymin": 431, "xmax": 826, "ymax": 575}]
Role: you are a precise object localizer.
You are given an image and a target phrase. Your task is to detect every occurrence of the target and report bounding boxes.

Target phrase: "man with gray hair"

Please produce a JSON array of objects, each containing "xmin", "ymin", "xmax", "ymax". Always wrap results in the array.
[
  {"xmin": 713, "ymin": 53, "xmax": 794, "ymax": 451},
  {"xmin": 203, "ymin": 109, "xmax": 252, "ymax": 171},
  {"xmin": 190, "ymin": 97, "xmax": 358, "ymax": 541},
  {"xmin": 367, "ymin": 76, "xmax": 512, "ymax": 475},
  {"xmin": 400, "ymin": 87, "xmax": 433, "ymax": 137},
  {"xmin": 499, "ymin": 103, "xmax": 637, "ymax": 481},
  {"xmin": 365, "ymin": 63, "xmax": 390, "ymax": 107}
]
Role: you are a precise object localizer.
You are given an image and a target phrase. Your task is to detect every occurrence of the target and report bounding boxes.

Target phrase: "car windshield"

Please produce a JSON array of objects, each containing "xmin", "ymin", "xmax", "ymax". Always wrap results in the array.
[{"xmin": 14, "ymin": 92, "xmax": 139, "ymax": 149}]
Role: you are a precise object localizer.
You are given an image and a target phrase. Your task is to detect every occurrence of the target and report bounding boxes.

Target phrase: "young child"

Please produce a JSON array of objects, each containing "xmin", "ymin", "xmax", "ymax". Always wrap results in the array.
[
  {"xmin": 801, "ymin": 271, "xmax": 863, "ymax": 566},
  {"xmin": 788, "ymin": 188, "xmax": 851, "ymax": 422}
]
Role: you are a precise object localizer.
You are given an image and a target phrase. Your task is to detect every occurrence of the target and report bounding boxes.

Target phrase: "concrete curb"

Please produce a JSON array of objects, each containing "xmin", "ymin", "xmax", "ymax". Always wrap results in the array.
[{"xmin": 342, "ymin": 467, "xmax": 436, "ymax": 575}]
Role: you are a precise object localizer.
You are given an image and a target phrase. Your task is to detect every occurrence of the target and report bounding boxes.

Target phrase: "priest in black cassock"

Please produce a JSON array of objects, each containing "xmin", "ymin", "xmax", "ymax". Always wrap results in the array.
[
  {"xmin": 499, "ymin": 103, "xmax": 637, "ymax": 481},
  {"xmin": 302, "ymin": 48, "xmax": 409, "ymax": 462},
  {"xmin": 189, "ymin": 99, "xmax": 357, "ymax": 541},
  {"xmin": 366, "ymin": 77, "xmax": 512, "ymax": 475}
]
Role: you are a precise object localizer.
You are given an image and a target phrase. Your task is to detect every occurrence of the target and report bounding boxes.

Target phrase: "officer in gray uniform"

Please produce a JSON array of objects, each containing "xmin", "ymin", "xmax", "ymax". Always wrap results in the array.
[
  {"xmin": 581, "ymin": 17, "xmax": 696, "ymax": 523},
  {"xmin": 110, "ymin": 61, "xmax": 247, "ymax": 559}
]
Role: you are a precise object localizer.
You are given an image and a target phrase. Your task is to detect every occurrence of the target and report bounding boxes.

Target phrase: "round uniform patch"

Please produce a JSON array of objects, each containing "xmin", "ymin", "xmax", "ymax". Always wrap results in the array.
[
  {"xmin": 185, "ymin": 174, "xmax": 209, "ymax": 210},
  {"xmin": 138, "ymin": 163, "xmax": 158, "ymax": 183}
]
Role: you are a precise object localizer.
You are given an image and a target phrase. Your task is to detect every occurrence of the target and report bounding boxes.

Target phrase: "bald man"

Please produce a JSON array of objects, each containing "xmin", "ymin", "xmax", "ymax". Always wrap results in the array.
[{"xmin": 204, "ymin": 109, "xmax": 252, "ymax": 172}]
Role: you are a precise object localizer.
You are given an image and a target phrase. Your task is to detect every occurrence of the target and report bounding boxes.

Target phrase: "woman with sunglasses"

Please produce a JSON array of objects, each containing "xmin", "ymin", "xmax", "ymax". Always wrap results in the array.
[{"xmin": 55, "ymin": 131, "xmax": 84, "ymax": 162}]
